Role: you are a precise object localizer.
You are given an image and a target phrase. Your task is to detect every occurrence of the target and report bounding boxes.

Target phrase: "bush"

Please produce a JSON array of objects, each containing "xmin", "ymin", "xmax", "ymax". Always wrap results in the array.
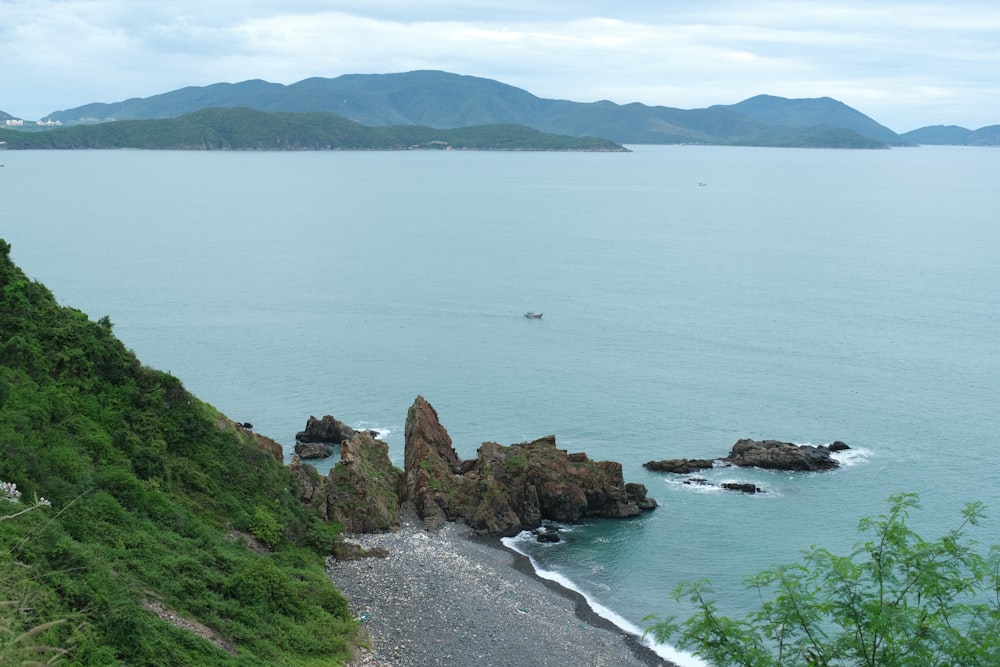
[
  {"xmin": 249, "ymin": 507, "xmax": 284, "ymax": 548},
  {"xmin": 646, "ymin": 493, "xmax": 1000, "ymax": 666},
  {"xmin": 227, "ymin": 559, "xmax": 298, "ymax": 616},
  {"xmin": 0, "ymin": 244, "xmax": 357, "ymax": 665}
]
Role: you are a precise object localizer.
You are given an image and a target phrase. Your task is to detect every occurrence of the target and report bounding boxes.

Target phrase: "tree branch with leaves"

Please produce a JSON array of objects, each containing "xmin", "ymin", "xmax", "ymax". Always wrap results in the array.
[{"xmin": 645, "ymin": 493, "xmax": 1000, "ymax": 666}]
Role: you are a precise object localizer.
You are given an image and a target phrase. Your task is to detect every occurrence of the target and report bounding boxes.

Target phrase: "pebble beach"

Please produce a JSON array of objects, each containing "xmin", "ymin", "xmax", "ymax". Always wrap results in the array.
[{"xmin": 331, "ymin": 512, "xmax": 676, "ymax": 667}]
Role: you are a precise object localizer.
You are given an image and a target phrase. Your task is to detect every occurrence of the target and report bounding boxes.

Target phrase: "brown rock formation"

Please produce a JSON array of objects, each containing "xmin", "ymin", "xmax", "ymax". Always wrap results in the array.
[
  {"xmin": 289, "ymin": 431, "xmax": 402, "ymax": 533},
  {"xmin": 290, "ymin": 397, "xmax": 655, "ymax": 537},
  {"xmin": 295, "ymin": 414, "xmax": 365, "ymax": 459},
  {"xmin": 726, "ymin": 438, "xmax": 841, "ymax": 471},
  {"xmin": 403, "ymin": 396, "xmax": 464, "ymax": 528},
  {"xmin": 645, "ymin": 438, "xmax": 848, "ymax": 474},
  {"xmin": 404, "ymin": 397, "xmax": 656, "ymax": 536},
  {"xmin": 643, "ymin": 458, "xmax": 716, "ymax": 474},
  {"xmin": 296, "ymin": 414, "xmax": 357, "ymax": 445},
  {"xmin": 217, "ymin": 416, "xmax": 284, "ymax": 461},
  {"xmin": 247, "ymin": 431, "xmax": 284, "ymax": 462},
  {"xmin": 294, "ymin": 442, "xmax": 335, "ymax": 459}
]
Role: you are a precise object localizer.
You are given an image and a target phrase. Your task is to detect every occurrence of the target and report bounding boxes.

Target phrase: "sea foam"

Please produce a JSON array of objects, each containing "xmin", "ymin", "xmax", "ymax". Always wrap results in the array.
[{"xmin": 502, "ymin": 534, "xmax": 709, "ymax": 667}]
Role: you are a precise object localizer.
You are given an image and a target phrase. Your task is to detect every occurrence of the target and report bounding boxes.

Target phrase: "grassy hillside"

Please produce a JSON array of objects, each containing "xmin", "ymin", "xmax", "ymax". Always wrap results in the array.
[
  {"xmin": 0, "ymin": 239, "xmax": 358, "ymax": 665},
  {"xmin": 0, "ymin": 107, "xmax": 626, "ymax": 151}
]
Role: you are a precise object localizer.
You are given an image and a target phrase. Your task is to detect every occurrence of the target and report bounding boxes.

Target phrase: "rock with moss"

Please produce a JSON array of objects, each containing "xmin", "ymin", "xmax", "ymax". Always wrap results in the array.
[
  {"xmin": 289, "ymin": 431, "xmax": 402, "ymax": 533},
  {"xmin": 644, "ymin": 438, "xmax": 848, "ymax": 474},
  {"xmin": 216, "ymin": 414, "xmax": 285, "ymax": 461},
  {"xmin": 404, "ymin": 396, "xmax": 656, "ymax": 536},
  {"xmin": 403, "ymin": 396, "xmax": 464, "ymax": 528},
  {"xmin": 294, "ymin": 414, "xmax": 358, "ymax": 459}
]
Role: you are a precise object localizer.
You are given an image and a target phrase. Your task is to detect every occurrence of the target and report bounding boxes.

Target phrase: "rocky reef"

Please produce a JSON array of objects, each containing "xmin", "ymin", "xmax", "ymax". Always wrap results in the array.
[
  {"xmin": 645, "ymin": 438, "xmax": 849, "ymax": 474},
  {"xmin": 405, "ymin": 395, "xmax": 655, "ymax": 535},
  {"xmin": 294, "ymin": 414, "xmax": 361, "ymax": 459},
  {"xmin": 290, "ymin": 396, "xmax": 655, "ymax": 538},
  {"xmin": 289, "ymin": 430, "xmax": 403, "ymax": 533}
]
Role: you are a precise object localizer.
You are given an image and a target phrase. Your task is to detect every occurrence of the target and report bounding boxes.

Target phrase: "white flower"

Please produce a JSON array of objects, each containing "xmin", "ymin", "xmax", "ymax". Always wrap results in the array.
[{"xmin": 1, "ymin": 480, "xmax": 22, "ymax": 502}]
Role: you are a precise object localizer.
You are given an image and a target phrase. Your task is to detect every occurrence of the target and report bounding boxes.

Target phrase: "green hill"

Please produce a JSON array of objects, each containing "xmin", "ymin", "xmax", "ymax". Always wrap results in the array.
[
  {"xmin": 900, "ymin": 123, "xmax": 1000, "ymax": 145},
  {"xmin": 967, "ymin": 125, "xmax": 1000, "ymax": 146},
  {"xmin": 0, "ymin": 239, "xmax": 359, "ymax": 665},
  {"xmin": 40, "ymin": 70, "xmax": 904, "ymax": 147},
  {"xmin": 0, "ymin": 106, "xmax": 625, "ymax": 151},
  {"xmin": 712, "ymin": 94, "xmax": 908, "ymax": 146},
  {"xmin": 899, "ymin": 124, "xmax": 974, "ymax": 145}
]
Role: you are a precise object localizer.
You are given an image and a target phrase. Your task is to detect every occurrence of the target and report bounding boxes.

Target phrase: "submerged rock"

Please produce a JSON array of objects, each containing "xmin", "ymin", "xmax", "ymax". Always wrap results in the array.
[
  {"xmin": 721, "ymin": 482, "xmax": 764, "ymax": 494},
  {"xmin": 534, "ymin": 526, "xmax": 561, "ymax": 543},
  {"xmin": 682, "ymin": 478, "xmax": 764, "ymax": 494},
  {"xmin": 643, "ymin": 458, "xmax": 716, "ymax": 474}
]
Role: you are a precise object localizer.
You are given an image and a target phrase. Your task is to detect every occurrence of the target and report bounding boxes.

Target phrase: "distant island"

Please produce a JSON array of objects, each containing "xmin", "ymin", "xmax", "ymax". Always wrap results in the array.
[
  {"xmin": 899, "ymin": 124, "xmax": 1000, "ymax": 146},
  {"xmin": 0, "ymin": 107, "xmax": 626, "ymax": 152},
  {"xmin": 2, "ymin": 71, "xmax": 998, "ymax": 149}
]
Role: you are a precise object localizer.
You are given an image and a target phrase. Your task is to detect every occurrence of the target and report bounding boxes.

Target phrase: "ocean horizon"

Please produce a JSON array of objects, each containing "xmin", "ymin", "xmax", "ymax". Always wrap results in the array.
[{"xmin": 3, "ymin": 145, "xmax": 998, "ymax": 665}]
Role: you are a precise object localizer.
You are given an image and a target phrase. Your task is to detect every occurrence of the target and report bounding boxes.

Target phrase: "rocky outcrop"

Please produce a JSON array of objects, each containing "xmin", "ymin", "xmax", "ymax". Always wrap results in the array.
[
  {"xmin": 721, "ymin": 482, "xmax": 763, "ymax": 494},
  {"xmin": 645, "ymin": 438, "xmax": 847, "ymax": 474},
  {"xmin": 404, "ymin": 396, "xmax": 655, "ymax": 536},
  {"xmin": 626, "ymin": 482, "xmax": 657, "ymax": 510},
  {"xmin": 297, "ymin": 414, "xmax": 358, "ymax": 444},
  {"xmin": 217, "ymin": 416, "xmax": 284, "ymax": 461},
  {"xmin": 294, "ymin": 442, "xmax": 335, "ymax": 459},
  {"xmin": 726, "ymin": 439, "xmax": 841, "ymax": 471},
  {"xmin": 683, "ymin": 478, "xmax": 764, "ymax": 494},
  {"xmin": 289, "ymin": 431, "xmax": 403, "ymax": 533},
  {"xmin": 294, "ymin": 415, "xmax": 357, "ymax": 458},
  {"xmin": 402, "ymin": 396, "xmax": 464, "ymax": 529},
  {"xmin": 643, "ymin": 458, "xmax": 717, "ymax": 474},
  {"xmin": 290, "ymin": 396, "xmax": 655, "ymax": 538}
]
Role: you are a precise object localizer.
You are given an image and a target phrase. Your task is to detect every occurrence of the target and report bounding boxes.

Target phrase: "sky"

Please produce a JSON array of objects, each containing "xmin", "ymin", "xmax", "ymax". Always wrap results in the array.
[{"xmin": 3, "ymin": 1, "xmax": 999, "ymax": 132}]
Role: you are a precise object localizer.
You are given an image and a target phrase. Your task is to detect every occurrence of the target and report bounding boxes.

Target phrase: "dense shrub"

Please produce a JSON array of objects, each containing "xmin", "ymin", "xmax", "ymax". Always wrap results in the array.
[{"xmin": 0, "ymin": 240, "xmax": 357, "ymax": 665}]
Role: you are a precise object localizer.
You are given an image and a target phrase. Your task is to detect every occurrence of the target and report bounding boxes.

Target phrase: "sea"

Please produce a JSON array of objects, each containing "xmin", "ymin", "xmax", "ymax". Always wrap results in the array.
[{"xmin": 2, "ymin": 145, "xmax": 998, "ymax": 665}]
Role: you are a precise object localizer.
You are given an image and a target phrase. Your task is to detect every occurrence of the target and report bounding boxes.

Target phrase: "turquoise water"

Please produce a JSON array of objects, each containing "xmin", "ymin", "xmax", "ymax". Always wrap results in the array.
[{"xmin": 3, "ymin": 146, "xmax": 998, "ymax": 664}]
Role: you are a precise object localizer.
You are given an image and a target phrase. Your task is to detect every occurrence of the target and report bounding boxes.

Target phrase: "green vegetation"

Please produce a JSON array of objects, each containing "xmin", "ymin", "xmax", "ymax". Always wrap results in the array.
[
  {"xmin": 0, "ymin": 239, "xmax": 357, "ymax": 665},
  {"xmin": 645, "ymin": 493, "xmax": 1000, "ymax": 666},
  {"xmin": 732, "ymin": 126, "xmax": 888, "ymax": 149},
  {"xmin": 0, "ymin": 107, "xmax": 626, "ymax": 151},
  {"xmin": 23, "ymin": 71, "xmax": 912, "ymax": 147}
]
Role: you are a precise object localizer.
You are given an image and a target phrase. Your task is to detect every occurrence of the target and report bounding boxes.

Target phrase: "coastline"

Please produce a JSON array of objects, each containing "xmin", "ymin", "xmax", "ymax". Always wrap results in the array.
[{"xmin": 330, "ymin": 511, "xmax": 678, "ymax": 667}]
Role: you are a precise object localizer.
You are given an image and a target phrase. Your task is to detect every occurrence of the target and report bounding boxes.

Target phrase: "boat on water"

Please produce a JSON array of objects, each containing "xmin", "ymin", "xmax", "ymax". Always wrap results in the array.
[{"xmin": 524, "ymin": 312, "xmax": 543, "ymax": 319}]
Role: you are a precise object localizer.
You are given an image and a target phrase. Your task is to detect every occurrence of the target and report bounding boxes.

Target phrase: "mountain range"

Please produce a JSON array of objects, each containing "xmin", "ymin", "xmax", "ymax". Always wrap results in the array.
[{"xmin": 4, "ymin": 70, "xmax": 998, "ymax": 148}]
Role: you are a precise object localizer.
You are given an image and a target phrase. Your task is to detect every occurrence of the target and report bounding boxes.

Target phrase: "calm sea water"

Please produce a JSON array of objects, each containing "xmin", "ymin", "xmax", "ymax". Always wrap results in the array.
[{"xmin": 3, "ymin": 146, "xmax": 998, "ymax": 664}]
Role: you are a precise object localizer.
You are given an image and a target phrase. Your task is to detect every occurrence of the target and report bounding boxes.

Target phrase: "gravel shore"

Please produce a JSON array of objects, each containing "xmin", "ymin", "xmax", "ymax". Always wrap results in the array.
[{"xmin": 330, "ymin": 512, "xmax": 677, "ymax": 667}]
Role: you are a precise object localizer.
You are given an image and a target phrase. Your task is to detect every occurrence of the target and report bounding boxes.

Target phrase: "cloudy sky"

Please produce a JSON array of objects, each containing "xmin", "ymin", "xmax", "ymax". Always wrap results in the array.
[{"xmin": 3, "ymin": 1, "xmax": 999, "ymax": 131}]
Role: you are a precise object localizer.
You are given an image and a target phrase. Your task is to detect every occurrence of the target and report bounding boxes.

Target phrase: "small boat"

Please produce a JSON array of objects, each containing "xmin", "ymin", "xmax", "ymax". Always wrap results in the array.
[{"xmin": 524, "ymin": 312, "xmax": 543, "ymax": 319}]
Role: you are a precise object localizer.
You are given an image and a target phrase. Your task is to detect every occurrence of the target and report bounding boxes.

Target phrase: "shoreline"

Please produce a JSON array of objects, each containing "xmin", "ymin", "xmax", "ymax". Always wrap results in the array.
[
  {"xmin": 489, "ymin": 535, "xmax": 674, "ymax": 667},
  {"xmin": 330, "ymin": 512, "xmax": 679, "ymax": 667}
]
